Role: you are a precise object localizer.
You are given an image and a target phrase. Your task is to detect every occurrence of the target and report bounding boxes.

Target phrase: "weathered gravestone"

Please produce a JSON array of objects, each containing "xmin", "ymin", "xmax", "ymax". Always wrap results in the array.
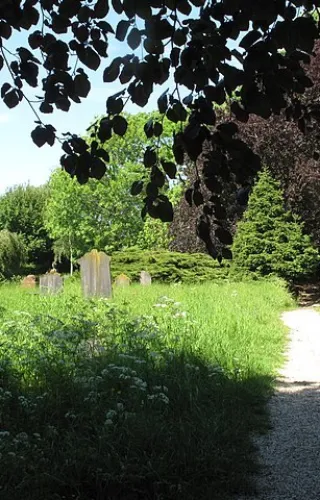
[
  {"xmin": 21, "ymin": 275, "xmax": 36, "ymax": 289},
  {"xmin": 140, "ymin": 271, "xmax": 152, "ymax": 286},
  {"xmin": 114, "ymin": 273, "xmax": 131, "ymax": 286},
  {"xmin": 39, "ymin": 271, "xmax": 63, "ymax": 295},
  {"xmin": 78, "ymin": 249, "xmax": 112, "ymax": 298}
]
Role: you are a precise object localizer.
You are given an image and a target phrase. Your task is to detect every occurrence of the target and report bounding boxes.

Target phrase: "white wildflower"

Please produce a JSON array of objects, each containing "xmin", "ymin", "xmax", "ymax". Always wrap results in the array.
[
  {"xmin": 134, "ymin": 359, "xmax": 146, "ymax": 365},
  {"xmin": 147, "ymin": 393, "xmax": 169, "ymax": 404},
  {"xmin": 64, "ymin": 412, "xmax": 76, "ymax": 419},
  {"xmin": 152, "ymin": 385, "xmax": 168, "ymax": 393},
  {"xmin": 174, "ymin": 311, "xmax": 187, "ymax": 318},
  {"xmin": 106, "ymin": 410, "xmax": 117, "ymax": 420},
  {"xmin": 16, "ymin": 432, "xmax": 28, "ymax": 441}
]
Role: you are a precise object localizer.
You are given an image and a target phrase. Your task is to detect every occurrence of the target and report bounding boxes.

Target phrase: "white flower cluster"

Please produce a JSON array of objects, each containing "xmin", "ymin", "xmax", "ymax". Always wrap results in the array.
[{"xmin": 147, "ymin": 385, "xmax": 170, "ymax": 405}]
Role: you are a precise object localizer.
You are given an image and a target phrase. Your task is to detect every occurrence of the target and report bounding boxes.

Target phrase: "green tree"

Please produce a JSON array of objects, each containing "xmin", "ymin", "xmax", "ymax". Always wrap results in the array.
[
  {"xmin": 0, "ymin": 229, "xmax": 26, "ymax": 279},
  {"xmin": 1, "ymin": 2, "xmax": 319, "ymax": 256},
  {"xmin": 232, "ymin": 169, "xmax": 320, "ymax": 280},
  {"xmin": 45, "ymin": 164, "xmax": 145, "ymax": 271},
  {"xmin": 138, "ymin": 183, "xmax": 184, "ymax": 250},
  {"xmin": 44, "ymin": 169, "xmax": 93, "ymax": 274},
  {"xmin": 87, "ymin": 112, "xmax": 179, "ymax": 174},
  {"xmin": 45, "ymin": 112, "xmax": 180, "ymax": 266},
  {"xmin": 0, "ymin": 185, "xmax": 53, "ymax": 273}
]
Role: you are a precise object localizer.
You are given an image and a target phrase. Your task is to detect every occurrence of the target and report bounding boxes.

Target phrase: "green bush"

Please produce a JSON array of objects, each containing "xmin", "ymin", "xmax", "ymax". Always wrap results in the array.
[
  {"xmin": 0, "ymin": 229, "xmax": 26, "ymax": 279},
  {"xmin": 232, "ymin": 169, "xmax": 320, "ymax": 281},
  {"xmin": 110, "ymin": 249, "xmax": 229, "ymax": 283}
]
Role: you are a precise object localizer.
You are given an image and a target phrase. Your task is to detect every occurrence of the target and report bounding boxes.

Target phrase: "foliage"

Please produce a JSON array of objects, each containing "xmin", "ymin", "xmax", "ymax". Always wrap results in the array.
[
  {"xmin": 44, "ymin": 169, "xmax": 87, "ymax": 273},
  {"xmin": 137, "ymin": 216, "xmax": 171, "ymax": 250},
  {"xmin": 1, "ymin": 2, "xmax": 320, "ymax": 255},
  {"xmin": 0, "ymin": 229, "xmax": 26, "ymax": 279},
  {"xmin": 0, "ymin": 279, "xmax": 293, "ymax": 499},
  {"xmin": 232, "ymin": 169, "xmax": 320, "ymax": 280},
  {"xmin": 237, "ymin": 40, "xmax": 320, "ymax": 249},
  {"xmin": 110, "ymin": 249, "xmax": 230, "ymax": 283},
  {"xmin": 138, "ymin": 183, "xmax": 184, "ymax": 251},
  {"xmin": 170, "ymin": 151, "xmax": 247, "ymax": 255},
  {"xmin": 45, "ymin": 112, "xmax": 181, "ymax": 265},
  {"xmin": 86, "ymin": 111, "xmax": 180, "ymax": 174},
  {"xmin": 44, "ymin": 165, "xmax": 144, "ymax": 269},
  {"xmin": 0, "ymin": 184, "xmax": 53, "ymax": 273}
]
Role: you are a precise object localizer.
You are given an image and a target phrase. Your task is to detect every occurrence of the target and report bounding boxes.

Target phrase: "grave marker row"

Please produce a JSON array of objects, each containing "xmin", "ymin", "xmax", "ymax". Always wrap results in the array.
[{"xmin": 21, "ymin": 250, "xmax": 152, "ymax": 297}]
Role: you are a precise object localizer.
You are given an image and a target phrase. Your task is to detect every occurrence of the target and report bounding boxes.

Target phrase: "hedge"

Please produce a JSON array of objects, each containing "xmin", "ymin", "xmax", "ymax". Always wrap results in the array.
[{"xmin": 110, "ymin": 250, "xmax": 229, "ymax": 283}]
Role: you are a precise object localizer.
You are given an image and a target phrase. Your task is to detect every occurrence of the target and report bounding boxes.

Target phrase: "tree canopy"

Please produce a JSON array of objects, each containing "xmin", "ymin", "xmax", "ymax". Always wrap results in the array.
[
  {"xmin": 44, "ymin": 111, "xmax": 181, "ymax": 269},
  {"xmin": 232, "ymin": 169, "xmax": 320, "ymax": 280},
  {"xmin": 1, "ymin": 1, "xmax": 320, "ymax": 257},
  {"xmin": 0, "ymin": 229, "xmax": 26, "ymax": 279},
  {"xmin": 0, "ymin": 184, "xmax": 53, "ymax": 273}
]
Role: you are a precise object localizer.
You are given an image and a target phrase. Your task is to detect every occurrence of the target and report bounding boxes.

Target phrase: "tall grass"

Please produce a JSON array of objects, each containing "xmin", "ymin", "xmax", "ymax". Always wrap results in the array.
[{"xmin": 0, "ymin": 279, "xmax": 294, "ymax": 499}]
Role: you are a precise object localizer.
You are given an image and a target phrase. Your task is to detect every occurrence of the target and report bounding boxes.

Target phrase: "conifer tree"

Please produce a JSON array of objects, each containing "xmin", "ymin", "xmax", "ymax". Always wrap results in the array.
[{"xmin": 232, "ymin": 169, "xmax": 320, "ymax": 280}]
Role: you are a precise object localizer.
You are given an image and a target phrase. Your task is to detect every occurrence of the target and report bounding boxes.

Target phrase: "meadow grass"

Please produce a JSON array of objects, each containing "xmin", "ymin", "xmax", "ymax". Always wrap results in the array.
[{"xmin": 0, "ymin": 279, "xmax": 294, "ymax": 499}]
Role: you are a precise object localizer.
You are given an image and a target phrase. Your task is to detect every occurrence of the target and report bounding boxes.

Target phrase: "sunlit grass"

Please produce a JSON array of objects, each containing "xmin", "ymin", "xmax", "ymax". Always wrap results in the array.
[{"xmin": 0, "ymin": 279, "xmax": 294, "ymax": 499}]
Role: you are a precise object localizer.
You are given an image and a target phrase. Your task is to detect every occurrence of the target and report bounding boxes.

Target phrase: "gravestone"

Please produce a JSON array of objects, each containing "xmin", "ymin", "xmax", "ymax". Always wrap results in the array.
[
  {"xmin": 21, "ymin": 275, "xmax": 36, "ymax": 289},
  {"xmin": 39, "ymin": 271, "xmax": 63, "ymax": 295},
  {"xmin": 78, "ymin": 249, "xmax": 112, "ymax": 298},
  {"xmin": 140, "ymin": 271, "xmax": 152, "ymax": 286},
  {"xmin": 114, "ymin": 273, "xmax": 131, "ymax": 286}
]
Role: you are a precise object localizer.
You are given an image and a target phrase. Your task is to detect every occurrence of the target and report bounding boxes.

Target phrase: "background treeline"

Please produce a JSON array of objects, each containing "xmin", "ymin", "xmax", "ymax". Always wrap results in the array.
[{"xmin": 2, "ymin": 38, "xmax": 320, "ymax": 285}]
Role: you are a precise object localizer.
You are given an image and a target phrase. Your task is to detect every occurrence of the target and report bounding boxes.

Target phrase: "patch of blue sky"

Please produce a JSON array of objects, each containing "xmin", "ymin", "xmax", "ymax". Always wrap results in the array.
[{"xmin": 0, "ymin": 5, "xmax": 240, "ymax": 192}]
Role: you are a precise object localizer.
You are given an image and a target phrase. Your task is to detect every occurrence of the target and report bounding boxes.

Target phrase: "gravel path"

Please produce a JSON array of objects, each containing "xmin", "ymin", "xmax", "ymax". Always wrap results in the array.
[{"xmin": 239, "ymin": 307, "xmax": 320, "ymax": 500}]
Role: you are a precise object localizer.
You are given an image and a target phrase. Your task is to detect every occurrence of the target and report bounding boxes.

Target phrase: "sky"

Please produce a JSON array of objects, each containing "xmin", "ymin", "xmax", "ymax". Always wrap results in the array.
[
  {"xmin": 0, "ymin": 6, "xmax": 238, "ymax": 193},
  {"xmin": 0, "ymin": 9, "xmax": 164, "ymax": 193}
]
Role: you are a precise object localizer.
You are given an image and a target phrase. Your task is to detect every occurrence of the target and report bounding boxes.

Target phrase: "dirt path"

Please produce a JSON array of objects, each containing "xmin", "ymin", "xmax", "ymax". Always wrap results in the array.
[{"xmin": 240, "ymin": 307, "xmax": 320, "ymax": 500}]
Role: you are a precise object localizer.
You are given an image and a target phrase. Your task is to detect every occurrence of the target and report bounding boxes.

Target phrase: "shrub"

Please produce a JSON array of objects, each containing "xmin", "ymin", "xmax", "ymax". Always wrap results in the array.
[
  {"xmin": 232, "ymin": 169, "xmax": 320, "ymax": 281},
  {"xmin": 0, "ymin": 229, "xmax": 26, "ymax": 279},
  {"xmin": 110, "ymin": 249, "xmax": 229, "ymax": 283}
]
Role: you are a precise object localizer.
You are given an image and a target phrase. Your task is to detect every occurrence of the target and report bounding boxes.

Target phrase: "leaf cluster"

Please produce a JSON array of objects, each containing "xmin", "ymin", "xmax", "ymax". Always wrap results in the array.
[
  {"xmin": 1, "ymin": 1, "xmax": 320, "ymax": 255},
  {"xmin": 232, "ymin": 169, "xmax": 320, "ymax": 280},
  {"xmin": 111, "ymin": 249, "xmax": 230, "ymax": 283}
]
